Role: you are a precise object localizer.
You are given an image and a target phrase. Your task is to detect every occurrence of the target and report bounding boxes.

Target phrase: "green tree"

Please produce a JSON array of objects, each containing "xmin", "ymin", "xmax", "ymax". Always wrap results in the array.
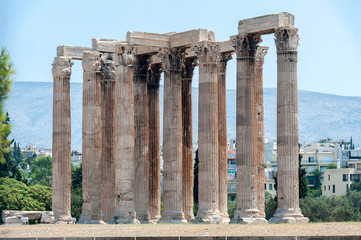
[
  {"xmin": 350, "ymin": 180, "xmax": 361, "ymax": 192},
  {"xmin": 193, "ymin": 148, "xmax": 199, "ymax": 205},
  {"xmin": 326, "ymin": 163, "xmax": 337, "ymax": 169},
  {"xmin": 0, "ymin": 48, "xmax": 14, "ymax": 165},
  {"xmin": 265, "ymin": 191, "xmax": 277, "ymax": 220},
  {"xmin": 311, "ymin": 170, "xmax": 323, "ymax": 190},
  {"xmin": 0, "ymin": 177, "xmax": 51, "ymax": 223},
  {"xmin": 299, "ymin": 150, "xmax": 308, "ymax": 198},
  {"xmin": 71, "ymin": 163, "xmax": 83, "ymax": 220},
  {"xmin": 29, "ymin": 156, "xmax": 52, "ymax": 186}
]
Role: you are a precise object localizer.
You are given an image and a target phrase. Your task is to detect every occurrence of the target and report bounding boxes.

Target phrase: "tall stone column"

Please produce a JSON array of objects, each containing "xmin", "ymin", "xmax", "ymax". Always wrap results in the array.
[
  {"xmin": 52, "ymin": 56, "xmax": 74, "ymax": 223},
  {"xmin": 230, "ymin": 34, "xmax": 267, "ymax": 224},
  {"xmin": 112, "ymin": 45, "xmax": 139, "ymax": 224},
  {"xmin": 100, "ymin": 54, "xmax": 116, "ymax": 223},
  {"xmin": 79, "ymin": 51, "xmax": 105, "ymax": 224},
  {"xmin": 181, "ymin": 58, "xmax": 196, "ymax": 222},
  {"xmin": 133, "ymin": 55, "xmax": 151, "ymax": 223},
  {"xmin": 158, "ymin": 48, "xmax": 187, "ymax": 223},
  {"xmin": 269, "ymin": 28, "xmax": 308, "ymax": 224},
  {"xmin": 217, "ymin": 53, "xmax": 232, "ymax": 223},
  {"xmin": 148, "ymin": 63, "xmax": 162, "ymax": 222},
  {"xmin": 192, "ymin": 42, "xmax": 222, "ymax": 224},
  {"xmin": 255, "ymin": 47, "xmax": 268, "ymax": 219}
]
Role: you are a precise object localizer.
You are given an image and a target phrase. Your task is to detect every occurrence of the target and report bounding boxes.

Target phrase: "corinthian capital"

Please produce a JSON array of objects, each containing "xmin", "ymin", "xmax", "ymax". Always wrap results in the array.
[
  {"xmin": 116, "ymin": 44, "xmax": 135, "ymax": 66},
  {"xmin": 157, "ymin": 48, "xmax": 184, "ymax": 72},
  {"xmin": 274, "ymin": 27, "xmax": 299, "ymax": 52},
  {"xmin": 100, "ymin": 54, "xmax": 116, "ymax": 80},
  {"xmin": 190, "ymin": 42, "xmax": 220, "ymax": 64},
  {"xmin": 230, "ymin": 34, "xmax": 262, "ymax": 58},
  {"xmin": 217, "ymin": 53, "xmax": 232, "ymax": 73},
  {"xmin": 82, "ymin": 51, "xmax": 101, "ymax": 73},
  {"xmin": 52, "ymin": 57, "xmax": 73, "ymax": 78}
]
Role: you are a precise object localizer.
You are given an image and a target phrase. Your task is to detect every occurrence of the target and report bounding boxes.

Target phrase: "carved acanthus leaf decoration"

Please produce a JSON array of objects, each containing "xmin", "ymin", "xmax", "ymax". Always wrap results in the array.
[
  {"xmin": 230, "ymin": 34, "xmax": 262, "ymax": 57},
  {"xmin": 82, "ymin": 52, "xmax": 101, "ymax": 72},
  {"xmin": 157, "ymin": 48, "xmax": 184, "ymax": 72},
  {"xmin": 191, "ymin": 42, "xmax": 220, "ymax": 63},
  {"xmin": 255, "ymin": 47, "xmax": 268, "ymax": 68},
  {"xmin": 274, "ymin": 27, "xmax": 299, "ymax": 51},
  {"xmin": 52, "ymin": 57, "xmax": 73, "ymax": 78},
  {"xmin": 100, "ymin": 54, "xmax": 115, "ymax": 80},
  {"xmin": 182, "ymin": 58, "xmax": 198, "ymax": 79}
]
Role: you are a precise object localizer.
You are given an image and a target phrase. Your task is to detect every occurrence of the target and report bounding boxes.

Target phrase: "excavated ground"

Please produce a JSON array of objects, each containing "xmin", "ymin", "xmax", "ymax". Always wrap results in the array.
[{"xmin": 1, "ymin": 222, "xmax": 361, "ymax": 239}]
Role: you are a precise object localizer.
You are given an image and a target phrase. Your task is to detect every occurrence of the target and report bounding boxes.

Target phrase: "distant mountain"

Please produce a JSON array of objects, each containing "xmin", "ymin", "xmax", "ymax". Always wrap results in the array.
[{"xmin": 5, "ymin": 82, "xmax": 361, "ymax": 151}]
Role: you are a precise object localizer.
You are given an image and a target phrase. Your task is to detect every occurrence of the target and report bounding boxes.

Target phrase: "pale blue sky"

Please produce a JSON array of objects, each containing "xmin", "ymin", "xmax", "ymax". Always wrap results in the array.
[{"xmin": 1, "ymin": 0, "xmax": 361, "ymax": 96}]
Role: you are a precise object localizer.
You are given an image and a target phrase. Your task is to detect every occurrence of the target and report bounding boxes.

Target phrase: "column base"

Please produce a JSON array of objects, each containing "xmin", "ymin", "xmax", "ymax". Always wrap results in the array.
[
  {"xmin": 158, "ymin": 211, "xmax": 188, "ymax": 224},
  {"xmin": 111, "ymin": 211, "xmax": 140, "ymax": 224},
  {"xmin": 78, "ymin": 213, "xmax": 106, "ymax": 224},
  {"xmin": 150, "ymin": 215, "xmax": 161, "ymax": 223},
  {"xmin": 136, "ymin": 212, "xmax": 153, "ymax": 224},
  {"xmin": 184, "ymin": 214, "xmax": 194, "ymax": 223},
  {"xmin": 220, "ymin": 213, "xmax": 231, "ymax": 224},
  {"xmin": 269, "ymin": 208, "xmax": 309, "ymax": 224},
  {"xmin": 230, "ymin": 209, "xmax": 268, "ymax": 224},
  {"xmin": 192, "ymin": 209, "xmax": 224, "ymax": 224}
]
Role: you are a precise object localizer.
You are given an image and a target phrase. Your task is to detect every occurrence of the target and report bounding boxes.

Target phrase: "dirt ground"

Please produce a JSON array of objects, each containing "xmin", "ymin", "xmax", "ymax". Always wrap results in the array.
[{"xmin": 0, "ymin": 222, "xmax": 361, "ymax": 238}]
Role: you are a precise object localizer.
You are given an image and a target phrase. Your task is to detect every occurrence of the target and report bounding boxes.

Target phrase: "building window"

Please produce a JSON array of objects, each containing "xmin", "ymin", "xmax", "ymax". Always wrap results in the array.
[
  {"xmin": 264, "ymin": 183, "xmax": 267, "ymax": 190},
  {"xmin": 346, "ymin": 184, "xmax": 349, "ymax": 191},
  {"xmin": 328, "ymin": 175, "xmax": 330, "ymax": 181},
  {"xmin": 333, "ymin": 185, "xmax": 335, "ymax": 193},
  {"xmin": 328, "ymin": 185, "xmax": 330, "ymax": 191},
  {"xmin": 309, "ymin": 157, "xmax": 315, "ymax": 163},
  {"xmin": 324, "ymin": 186, "xmax": 326, "ymax": 191},
  {"xmin": 269, "ymin": 184, "xmax": 273, "ymax": 191},
  {"xmin": 343, "ymin": 174, "xmax": 348, "ymax": 182}
]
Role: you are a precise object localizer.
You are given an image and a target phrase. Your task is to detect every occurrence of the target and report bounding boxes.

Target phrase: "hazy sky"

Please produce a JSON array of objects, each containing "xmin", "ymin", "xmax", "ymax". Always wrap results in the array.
[{"xmin": 1, "ymin": 0, "xmax": 361, "ymax": 96}]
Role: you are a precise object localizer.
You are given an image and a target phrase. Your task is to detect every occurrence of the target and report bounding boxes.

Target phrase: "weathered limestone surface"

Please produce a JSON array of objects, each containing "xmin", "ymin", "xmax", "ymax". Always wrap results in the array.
[
  {"xmin": 181, "ymin": 58, "xmax": 196, "ymax": 222},
  {"xmin": 127, "ymin": 31, "xmax": 171, "ymax": 47},
  {"xmin": 57, "ymin": 46, "xmax": 92, "ymax": 60},
  {"xmin": 217, "ymin": 53, "xmax": 232, "ymax": 223},
  {"xmin": 79, "ymin": 51, "xmax": 105, "ymax": 224},
  {"xmin": 158, "ymin": 48, "xmax": 187, "ymax": 224},
  {"xmin": 148, "ymin": 64, "xmax": 162, "ymax": 222},
  {"xmin": 92, "ymin": 39, "xmax": 126, "ymax": 53},
  {"xmin": 230, "ymin": 34, "xmax": 267, "ymax": 224},
  {"xmin": 255, "ymin": 47, "xmax": 268, "ymax": 219},
  {"xmin": 170, "ymin": 29, "xmax": 215, "ymax": 47},
  {"xmin": 269, "ymin": 28, "xmax": 308, "ymax": 224},
  {"xmin": 52, "ymin": 56, "xmax": 73, "ymax": 224},
  {"xmin": 112, "ymin": 44, "xmax": 139, "ymax": 224},
  {"xmin": 238, "ymin": 12, "xmax": 294, "ymax": 35},
  {"xmin": 192, "ymin": 42, "xmax": 222, "ymax": 224},
  {"xmin": 133, "ymin": 55, "xmax": 151, "ymax": 223},
  {"xmin": 100, "ymin": 54, "xmax": 116, "ymax": 223},
  {"xmin": 2, "ymin": 211, "xmax": 56, "ymax": 225}
]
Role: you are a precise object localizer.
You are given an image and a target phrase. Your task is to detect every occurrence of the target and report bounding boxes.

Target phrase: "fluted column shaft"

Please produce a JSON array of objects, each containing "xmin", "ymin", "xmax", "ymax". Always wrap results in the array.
[
  {"xmin": 270, "ymin": 28, "xmax": 308, "ymax": 224},
  {"xmin": 255, "ymin": 47, "xmax": 268, "ymax": 219},
  {"xmin": 79, "ymin": 51, "xmax": 104, "ymax": 224},
  {"xmin": 181, "ymin": 58, "xmax": 195, "ymax": 222},
  {"xmin": 52, "ymin": 57, "xmax": 73, "ymax": 223},
  {"xmin": 158, "ymin": 49, "xmax": 187, "ymax": 223},
  {"xmin": 133, "ymin": 55, "xmax": 151, "ymax": 223},
  {"xmin": 192, "ymin": 43, "xmax": 222, "ymax": 223},
  {"xmin": 113, "ymin": 45, "xmax": 139, "ymax": 224},
  {"xmin": 231, "ymin": 34, "xmax": 266, "ymax": 224},
  {"xmin": 148, "ymin": 64, "xmax": 161, "ymax": 222},
  {"xmin": 217, "ymin": 54, "xmax": 232, "ymax": 223},
  {"xmin": 100, "ymin": 55, "xmax": 116, "ymax": 223}
]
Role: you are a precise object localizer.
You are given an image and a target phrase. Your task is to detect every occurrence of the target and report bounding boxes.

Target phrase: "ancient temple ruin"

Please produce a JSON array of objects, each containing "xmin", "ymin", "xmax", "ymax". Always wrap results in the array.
[{"xmin": 52, "ymin": 12, "xmax": 308, "ymax": 224}]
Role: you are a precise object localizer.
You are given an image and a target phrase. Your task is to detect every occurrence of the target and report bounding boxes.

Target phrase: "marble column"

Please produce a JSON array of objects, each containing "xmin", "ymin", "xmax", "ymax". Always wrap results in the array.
[
  {"xmin": 230, "ymin": 34, "xmax": 267, "ymax": 224},
  {"xmin": 100, "ymin": 54, "xmax": 116, "ymax": 223},
  {"xmin": 217, "ymin": 53, "xmax": 232, "ymax": 223},
  {"xmin": 158, "ymin": 48, "xmax": 187, "ymax": 223},
  {"xmin": 255, "ymin": 47, "xmax": 268, "ymax": 219},
  {"xmin": 269, "ymin": 27, "xmax": 308, "ymax": 224},
  {"xmin": 52, "ymin": 56, "xmax": 73, "ymax": 223},
  {"xmin": 148, "ymin": 63, "xmax": 162, "ymax": 222},
  {"xmin": 79, "ymin": 51, "xmax": 105, "ymax": 224},
  {"xmin": 112, "ymin": 45, "xmax": 139, "ymax": 224},
  {"xmin": 133, "ymin": 55, "xmax": 151, "ymax": 223},
  {"xmin": 181, "ymin": 58, "xmax": 196, "ymax": 222},
  {"xmin": 192, "ymin": 42, "xmax": 222, "ymax": 224}
]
